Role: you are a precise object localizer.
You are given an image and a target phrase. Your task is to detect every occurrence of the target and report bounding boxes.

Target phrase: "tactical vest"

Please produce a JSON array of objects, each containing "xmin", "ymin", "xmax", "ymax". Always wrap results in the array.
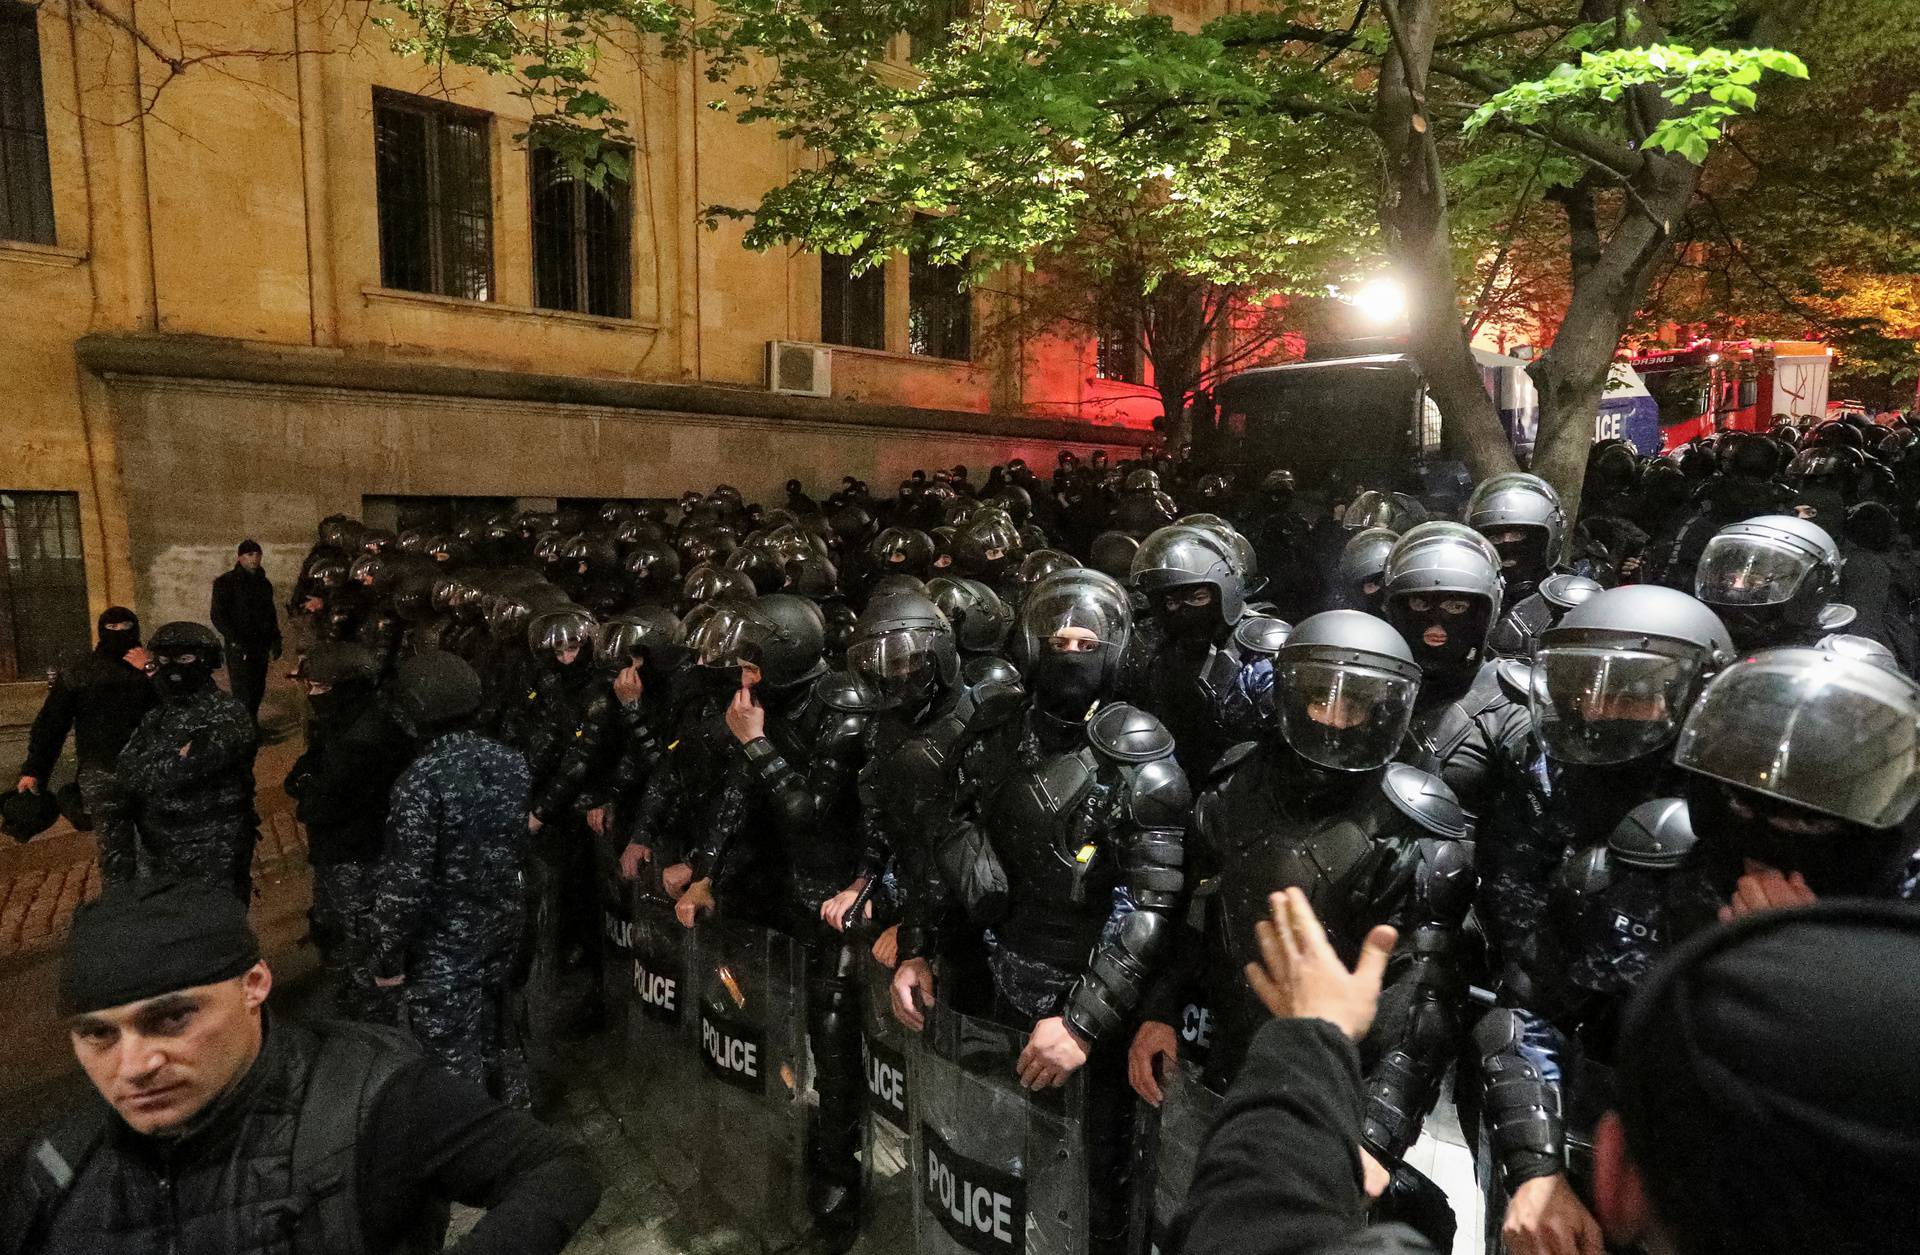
[{"xmin": 13, "ymin": 1019, "xmax": 443, "ymax": 1255}]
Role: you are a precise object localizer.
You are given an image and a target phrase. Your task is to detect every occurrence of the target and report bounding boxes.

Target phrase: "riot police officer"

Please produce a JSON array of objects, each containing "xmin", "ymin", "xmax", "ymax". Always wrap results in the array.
[
  {"xmin": 926, "ymin": 569, "xmax": 1190, "ymax": 1255},
  {"xmin": 1145, "ymin": 610, "xmax": 1472, "ymax": 1251},
  {"xmin": 1380, "ymin": 522, "xmax": 1531, "ymax": 826},
  {"xmin": 1466, "ymin": 472, "xmax": 1568, "ymax": 633},
  {"xmin": 685, "ymin": 595, "xmax": 874, "ymax": 1248},
  {"xmin": 1692, "ymin": 514, "xmax": 1855, "ymax": 651},
  {"xmin": 1124, "ymin": 523, "xmax": 1256, "ymax": 779},
  {"xmin": 1481, "ymin": 586, "xmax": 1733, "ymax": 963}
]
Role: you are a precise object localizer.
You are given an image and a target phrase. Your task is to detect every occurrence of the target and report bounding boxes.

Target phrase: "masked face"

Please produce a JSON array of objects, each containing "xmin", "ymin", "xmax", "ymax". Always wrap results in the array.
[
  {"xmin": 1031, "ymin": 629, "xmax": 1106, "ymax": 719},
  {"xmin": 153, "ymin": 653, "xmax": 213, "ymax": 700},
  {"xmin": 1686, "ymin": 776, "xmax": 1898, "ymax": 895},
  {"xmin": 97, "ymin": 623, "xmax": 140, "ymax": 661},
  {"xmin": 1388, "ymin": 594, "xmax": 1490, "ymax": 674},
  {"xmin": 1484, "ymin": 527, "xmax": 1550, "ymax": 588},
  {"xmin": 1159, "ymin": 585, "xmax": 1220, "ymax": 646}
]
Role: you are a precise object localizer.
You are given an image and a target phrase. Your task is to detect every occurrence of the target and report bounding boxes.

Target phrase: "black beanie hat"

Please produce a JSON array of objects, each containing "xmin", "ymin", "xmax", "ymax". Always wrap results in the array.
[
  {"xmin": 61, "ymin": 879, "xmax": 260, "ymax": 1014},
  {"xmin": 237, "ymin": 539, "xmax": 262, "ymax": 556},
  {"xmin": 1618, "ymin": 902, "xmax": 1920, "ymax": 1255}
]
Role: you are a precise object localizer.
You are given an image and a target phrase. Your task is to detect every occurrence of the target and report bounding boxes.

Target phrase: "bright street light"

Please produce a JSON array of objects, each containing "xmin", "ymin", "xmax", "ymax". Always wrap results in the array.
[{"xmin": 1349, "ymin": 277, "xmax": 1407, "ymax": 325}]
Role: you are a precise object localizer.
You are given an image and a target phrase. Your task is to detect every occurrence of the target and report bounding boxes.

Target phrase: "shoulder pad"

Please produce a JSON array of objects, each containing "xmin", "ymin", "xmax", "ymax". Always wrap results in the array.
[
  {"xmin": 958, "ymin": 673, "xmax": 1025, "ymax": 731},
  {"xmin": 1208, "ymin": 740, "xmax": 1261, "ymax": 783},
  {"xmin": 814, "ymin": 668, "xmax": 874, "ymax": 714},
  {"xmin": 1494, "ymin": 658, "xmax": 1531, "ymax": 704},
  {"xmin": 1560, "ymin": 843, "xmax": 1617, "ymax": 899},
  {"xmin": 1231, "ymin": 614, "xmax": 1293, "ymax": 659},
  {"xmin": 1087, "ymin": 702, "xmax": 1176, "ymax": 763},
  {"xmin": 961, "ymin": 654, "xmax": 1021, "ymax": 689},
  {"xmin": 1608, "ymin": 797, "xmax": 1696, "ymax": 870},
  {"xmin": 1380, "ymin": 764, "xmax": 1468, "ymax": 840},
  {"xmin": 1126, "ymin": 755, "xmax": 1194, "ymax": 825}
]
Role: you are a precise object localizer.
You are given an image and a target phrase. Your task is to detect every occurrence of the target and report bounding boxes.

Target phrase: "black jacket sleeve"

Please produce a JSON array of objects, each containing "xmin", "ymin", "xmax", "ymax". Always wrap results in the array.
[
  {"xmin": 357, "ymin": 1059, "xmax": 601, "ymax": 1255},
  {"xmin": 1171, "ymin": 1018, "xmax": 1437, "ymax": 1255},
  {"xmin": 20, "ymin": 672, "xmax": 77, "ymax": 783}
]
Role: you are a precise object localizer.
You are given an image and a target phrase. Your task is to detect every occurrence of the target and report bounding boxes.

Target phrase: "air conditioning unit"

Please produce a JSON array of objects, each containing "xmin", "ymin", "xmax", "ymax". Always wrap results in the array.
[{"xmin": 767, "ymin": 341, "xmax": 832, "ymax": 397}]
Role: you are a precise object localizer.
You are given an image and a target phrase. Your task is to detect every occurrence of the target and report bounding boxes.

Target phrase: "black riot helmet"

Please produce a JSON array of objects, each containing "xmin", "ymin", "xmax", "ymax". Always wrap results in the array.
[
  {"xmin": 1113, "ymin": 488, "xmax": 1179, "ymax": 538},
  {"xmin": 1530, "ymin": 586, "xmax": 1733, "ymax": 766},
  {"xmin": 622, "ymin": 541, "xmax": 682, "ymax": 595},
  {"xmin": 955, "ymin": 511, "xmax": 1024, "ymax": 582},
  {"xmin": 726, "ymin": 546, "xmax": 787, "ymax": 596},
  {"xmin": 1336, "ymin": 527, "xmax": 1400, "ymax": 612},
  {"xmin": 317, "ymin": 514, "xmax": 360, "ymax": 549},
  {"xmin": 563, "ymin": 533, "xmax": 619, "ymax": 579},
  {"xmin": 1016, "ymin": 569, "xmax": 1133, "ymax": 719},
  {"xmin": 1011, "ymin": 549, "xmax": 1080, "ymax": 606},
  {"xmin": 1178, "ymin": 515, "xmax": 1262, "ymax": 597},
  {"xmin": 926, "ymin": 576, "xmax": 1013, "ymax": 654},
  {"xmin": 526, "ymin": 605, "xmax": 596, "ymax": 671},
  {"xmin": 1817, "ymin": 632, "xmax": 1901, "ymax": 673},
  {"xmin": 1088, "ymin": 531, "xmax": 1139, "ymax": 583},
  {"xmin": 1693, "ymin": 515, "xmax": 1846, "ymax": 649},
  {"xmin": 1381, "ymin": 522, "xmax": 1504, "ymax": 675},
  {"xmin": 390, "ymin": 650, "xmax": 482, "ymax": 737},
  {"xmin": 684, "ymin": 594, "xmax": 826, "ymax": 693},
  {"xmin": 1719, "ymin": 431, "xmax": 1781, "ymax": 480},
  {"xmin": 1129, "ymin": 524, "xmax": 1246, "ymax": 636},
  {"xmin": 296, "ymin": 641, "xmax": 380, "ymax": 690},
  {"xmin": 1466, "ymin": 472, "xmax": 1567, "ymax": 589},
  {"xmin": 594, "ymin": 608, "xmax": 685, "ymax": 675},
  {"xmin": 1608, "ymin": 796, "xmax": 1699, "ymax": 870},
  {"xmin": 1343, "ymin": 489, "xmax": 1429, "ymax": 533},
  {"xmin": 848, "ymin": 590, "xmax": 960, "ymax": 713},
  {"xmin": 614, "ymin": 516, "xmax": 670, "ymax": 551},
  {"xmin": 148, "ymin": 622, "xmax": 224, "ymax": 700},
  {"xmin": 1675, "ymin": 648, "xmax": 1920, "ymax": 889},
  {"xmin": 1272, "ymin": 611, "xmax": 1422, "ymax": 772},
  {"xmin": 869, "ymin": 527, "xmax": 936, "ymax": 579},
  {"xmin": 681, "ymin": 563, "xmax": 757, "ymax": 610},
  {"xmin": 987, "ymin": 485, "xmax": 1033, "ymax": 527},
  {"xmin": 870, "ymin": 573, "xmax": 929, "ymax": 599}
]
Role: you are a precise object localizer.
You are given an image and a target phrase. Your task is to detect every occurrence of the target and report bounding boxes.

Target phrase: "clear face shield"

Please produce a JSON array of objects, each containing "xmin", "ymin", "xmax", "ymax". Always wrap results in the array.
[
  {"xmin": 531, "ymin": 612, "xmax": 595, "ymax": 666},
  {"xmin": 1674, "ymin": 653, "xmax": 1920, "ymax": 829},
  {"xmin": 1694, "ymin": 534, "xmax": 1819, "ymax": 607},
  {"xmin": 1275, "ymin": 656, "xmax": 1419, "ymax": 771},
  {"xmin": 848, "ymin": 627, "xmax": 946, "ymax": 710},
  {"xmin": 1529, "ymin": 641, "xmax": 1702, "ymax": 765}
]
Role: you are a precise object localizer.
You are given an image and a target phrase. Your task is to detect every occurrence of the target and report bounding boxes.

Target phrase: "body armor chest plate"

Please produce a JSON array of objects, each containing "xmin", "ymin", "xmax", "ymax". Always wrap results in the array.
[{"xmin": 990, "ymin": 745, "xmax": 1099, "ymax": 875}]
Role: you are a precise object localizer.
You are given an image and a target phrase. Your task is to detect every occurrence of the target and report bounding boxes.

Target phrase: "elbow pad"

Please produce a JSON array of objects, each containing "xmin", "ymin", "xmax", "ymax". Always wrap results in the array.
[
  {"xmin": 1064, "ymin": 908, "xmax": 1168, "ymax": 1044},
  {"xmin": 1475, "ymin": 1009, "xmax": 1567, "ymax": 1188}
]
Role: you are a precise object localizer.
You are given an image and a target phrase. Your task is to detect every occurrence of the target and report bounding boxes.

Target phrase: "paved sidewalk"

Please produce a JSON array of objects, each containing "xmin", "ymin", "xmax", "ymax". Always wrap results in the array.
[{"xmin": 0, "ymin": 735, "xmax": 310, "ymax": 960}]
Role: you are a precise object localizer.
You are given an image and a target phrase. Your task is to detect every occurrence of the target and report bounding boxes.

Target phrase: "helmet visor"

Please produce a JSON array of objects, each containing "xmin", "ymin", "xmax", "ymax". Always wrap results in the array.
[
  {"xmin": 1674, "ymin": 655, "xmax": 1920, "ymax": 828},
  {"xmin": 1695, "ymin": 534, "xmax": 1817, "ymax": 607},
  {"xmin": 684, "ymin": 603, "xmax": 754, "ymax": 666},
  {"xmin": 848, "ymin": 627, "xmax": 944, "ymax": 708},
  {"xmin": 1276, "ymin": 658, "xmax": 1418, "ymax": 771},
  {"xmin": 1018, "ymin": 572, "xmax": 1130, "ymax": 665},
  {"xmin": 531, "ymin": 612, "xmax": 594, "ymax": 659},
  {"xmin": 1530, "ymin": 646, "xmax": 1698, "ymax": 765}
]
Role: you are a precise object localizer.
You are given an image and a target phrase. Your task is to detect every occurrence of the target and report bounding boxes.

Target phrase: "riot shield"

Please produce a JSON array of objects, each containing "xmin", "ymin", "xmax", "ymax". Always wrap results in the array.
[
  {"xmin": 1130, "ymin": 1060, "xmax": 1223, "ymax": 1255},
  {"xmin": 595, "ymin": 821, "xmax": 633, "ymax": 1038},
  {"xmin": 691, "ymin": 916, "xmax": 812, "ymax": 1249},
  {"xmin": 620, "ymin": 890, "xmax": 703, "ymax": 1194},
  {"xmin": 860, "ymin": 953, "xmax": 917, "ymax": 1242},
  {"xmin": 910, "ymin": 1006, "xmax": 1088, "ymax": 1255}
]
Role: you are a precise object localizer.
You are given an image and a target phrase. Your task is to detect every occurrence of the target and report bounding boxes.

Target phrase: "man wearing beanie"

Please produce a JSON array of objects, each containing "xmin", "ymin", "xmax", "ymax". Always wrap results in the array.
[
  {"xmin": 14, "ymin": 608, "xmax": 154, "ymax": 879},
  {"xmin": 1172, "ymin": 891, "xmax": 1920, "ymax": 1255},
  {"xmin": 211, "ymin": 539, "xmax": 282, "ymax": 725},
  {"xmin": 0, "ymin": 878, "xmax": 600, "ymax": 1254}
]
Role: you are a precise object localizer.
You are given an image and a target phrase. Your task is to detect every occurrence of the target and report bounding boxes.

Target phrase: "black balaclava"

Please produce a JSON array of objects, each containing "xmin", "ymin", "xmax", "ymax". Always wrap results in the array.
[
  {"xmin": 155, "ymin": 656, "xmax": 215, "ymax": 701},
  {"xmin": 1488, "ymin": 530, "xmax": 1551, "ymax": 595},
  {"xmin": 1159, "ymin": 586, "xmax": 1224, "ymax": 652},
  {"xmin": 1685, "ymin": 775, "xmax": 1905, "ymax": 898},
  {"xmin": 1030, "ymin": 649, "xmax": 1105, "ymax": 722},
  {"xmin": 96, "ymin": 608, "xmax": 141, "ymax": 662},
  {"xmin": 1388, "ymin": 597, "xmax": 1490, "ymax": 676}
]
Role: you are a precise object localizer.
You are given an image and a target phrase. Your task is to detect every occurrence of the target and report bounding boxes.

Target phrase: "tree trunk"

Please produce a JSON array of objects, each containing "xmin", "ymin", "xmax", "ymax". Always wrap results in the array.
[
  {"xmin": 1144, "ymin": 276, "xmax": 1211, "ymax": 447},
  {"xmin": 1372, "ymin": 0, "xmax": 1519, "ymax": 485},
  {"xmin": 1528, "ymin": 155, "xmax": 1701, "ymax": 522}
]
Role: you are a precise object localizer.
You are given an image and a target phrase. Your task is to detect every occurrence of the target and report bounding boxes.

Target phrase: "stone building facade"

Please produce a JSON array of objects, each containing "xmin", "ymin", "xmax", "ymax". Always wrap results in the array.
[{"xmin": 0, "ymin": 0, "xmax": 1160, "ymax": 706}]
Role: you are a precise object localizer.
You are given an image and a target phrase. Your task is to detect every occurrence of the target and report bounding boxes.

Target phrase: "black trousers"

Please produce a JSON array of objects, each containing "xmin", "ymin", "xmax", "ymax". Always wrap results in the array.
[{"xmin": 227, "ymin": 650, "xmax": 269, "ymax": 721}]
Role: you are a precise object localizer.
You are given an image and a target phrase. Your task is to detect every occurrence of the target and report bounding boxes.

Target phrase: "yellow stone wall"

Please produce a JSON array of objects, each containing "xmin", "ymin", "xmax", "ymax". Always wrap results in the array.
[{"xmin": 0, "ymin": 2, "xmax": 1159, "ymax": 647}]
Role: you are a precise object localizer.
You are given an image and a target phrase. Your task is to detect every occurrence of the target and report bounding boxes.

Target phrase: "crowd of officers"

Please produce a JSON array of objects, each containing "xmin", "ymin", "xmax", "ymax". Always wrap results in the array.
[{"xmin": 20, "ymin": 413, "xmax": 1920, "ymax": 1255}]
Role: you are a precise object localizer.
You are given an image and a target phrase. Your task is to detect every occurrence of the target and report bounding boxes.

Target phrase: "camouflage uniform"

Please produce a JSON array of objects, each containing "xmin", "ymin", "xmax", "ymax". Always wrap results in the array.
[
  {"xmin": 372, "ymin": 729, "xmax": 534, "ymax": 1108},
  {"xmin": 114, "ymin": 687, "xmax": 260, "ymax": 900}
]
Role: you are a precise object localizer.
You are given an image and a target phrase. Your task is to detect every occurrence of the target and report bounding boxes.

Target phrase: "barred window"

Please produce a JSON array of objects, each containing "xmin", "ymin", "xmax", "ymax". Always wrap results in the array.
[
  {"xmin": 0, "ymin": 491, "xmax": 88, "ymax": 682},
  {"xmin": 0, "ymin": 2, "xmax": 55, "ymax": 246},
  {"xmin": 374, "ymin": 89, "xmax": 494, "ymax": 301},
  {"xmin": 908, "ymin": 245, "xmax": 971, "ymax": 362},
  {"xmin": 531, "ymin": 145, "xmax": 632, "ymax": 318},
  {"xmin": 821, "ymin": 253, "xmax": 886, "ymax": 350},
  {"xmin": 1095, "ymin": 315, "xmax": 1143, "ymax": 384}
]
